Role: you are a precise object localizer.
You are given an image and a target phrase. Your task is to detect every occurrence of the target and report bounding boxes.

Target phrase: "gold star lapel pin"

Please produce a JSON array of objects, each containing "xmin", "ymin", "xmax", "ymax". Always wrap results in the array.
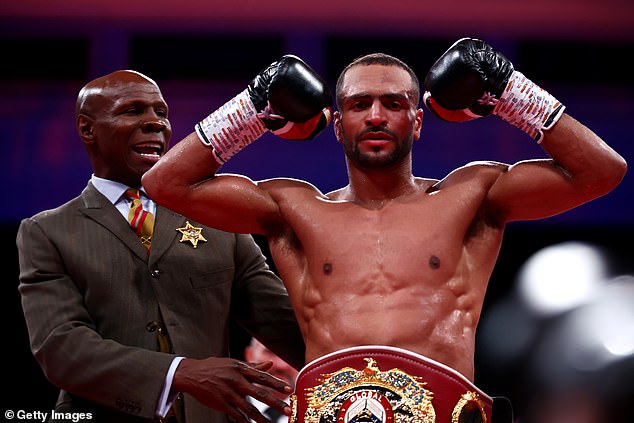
[{"xmin": 176, "ymin": 221, "xmax": 207, "ymax": 248}]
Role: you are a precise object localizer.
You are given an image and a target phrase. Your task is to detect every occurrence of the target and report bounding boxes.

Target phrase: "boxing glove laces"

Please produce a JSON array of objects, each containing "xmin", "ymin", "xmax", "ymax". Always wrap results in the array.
[
  {"xmin": 423, "ymin": 38, "xmax": 565, "ymax": 143},
  {"xmin": 195, "ymin": 55, "xmax": 333, "ymax": 163}
]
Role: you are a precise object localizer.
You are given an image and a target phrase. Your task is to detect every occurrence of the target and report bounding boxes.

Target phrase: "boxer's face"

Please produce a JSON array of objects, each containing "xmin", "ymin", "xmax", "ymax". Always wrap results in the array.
[{"xmin": 334, "ymin": 64, "xmax": 422, "ymax": 169}]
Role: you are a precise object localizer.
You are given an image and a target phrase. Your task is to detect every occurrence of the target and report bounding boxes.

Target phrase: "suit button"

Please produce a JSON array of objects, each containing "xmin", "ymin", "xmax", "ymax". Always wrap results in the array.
[
  {"xmin": 151, "ymin": 269, "xmax": 160, "ymax": 278},
  {"xmin": 146, "ymin": 321, "xmax": 165, "ymax": 334}
]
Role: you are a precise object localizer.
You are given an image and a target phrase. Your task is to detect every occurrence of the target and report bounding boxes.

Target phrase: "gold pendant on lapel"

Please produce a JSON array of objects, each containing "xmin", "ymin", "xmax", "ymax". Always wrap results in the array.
[{"xmin": 176, "ymin": 221, "xmax": 207, "ymax": 248}]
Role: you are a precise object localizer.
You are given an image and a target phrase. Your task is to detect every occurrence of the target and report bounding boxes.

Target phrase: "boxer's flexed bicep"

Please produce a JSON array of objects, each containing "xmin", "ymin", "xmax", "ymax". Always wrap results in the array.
[
  {"xmin": 203, "ymin": 176, "xmax": 324, "ymax": 236},
  {"xmin": 487, "ymin": 114, "xmax": 626, "ymax": 223},
  {"xmin": 194, "ymin": 174, "xmax": 286, "ymax": 235},
  {"xmin": 484, "ymin": 157, "xmax": 577, "ymax": 223},
  {"xmin": 143, "ymin": 132, "xmax": 280, "ymax": 234}
]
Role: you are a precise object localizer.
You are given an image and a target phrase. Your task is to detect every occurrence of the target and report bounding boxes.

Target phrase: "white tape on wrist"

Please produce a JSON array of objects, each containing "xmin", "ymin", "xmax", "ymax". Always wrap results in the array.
[
  {"xmin": 494, "ymin": 71, "xmax": 565, "ymax": 143},
  {"xmin": 195, "ymin": 89, "xmax": 267, "ymax": 163}
]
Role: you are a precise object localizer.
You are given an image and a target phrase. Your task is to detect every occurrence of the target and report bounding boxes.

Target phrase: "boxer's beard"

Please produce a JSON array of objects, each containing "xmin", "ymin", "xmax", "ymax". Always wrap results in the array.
[{"xmin": 342, "ymin": 126, "xmax": 414, "ymax": 169}]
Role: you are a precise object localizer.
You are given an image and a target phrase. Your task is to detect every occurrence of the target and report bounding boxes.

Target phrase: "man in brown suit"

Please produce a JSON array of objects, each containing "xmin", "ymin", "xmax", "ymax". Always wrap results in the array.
[{"xmin": 17, "ymin": 70, "xmax": 304, "ymax": 423}]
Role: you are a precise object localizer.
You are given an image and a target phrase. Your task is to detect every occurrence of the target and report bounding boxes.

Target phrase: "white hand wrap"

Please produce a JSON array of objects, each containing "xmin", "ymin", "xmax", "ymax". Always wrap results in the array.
[
  {"xmin": 195, "ymin": 89, "xmax": 267, "ymax": 163},
  {"xmin": 494, "ymin": 71, "xmax": 565, "ymax": 143}
]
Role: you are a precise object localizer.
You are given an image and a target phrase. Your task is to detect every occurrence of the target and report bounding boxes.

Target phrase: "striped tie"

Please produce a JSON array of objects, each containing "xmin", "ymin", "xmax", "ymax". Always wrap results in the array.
[{"xmin": 124, "ymin": 188, "xmax": 154, "ymax": 253}]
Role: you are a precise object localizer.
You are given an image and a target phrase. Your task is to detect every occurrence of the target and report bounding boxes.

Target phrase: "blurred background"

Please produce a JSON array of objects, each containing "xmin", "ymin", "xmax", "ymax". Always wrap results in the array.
[{"xmin": 2, "ymin": 1, "xmax": 633, "ymax": 421}]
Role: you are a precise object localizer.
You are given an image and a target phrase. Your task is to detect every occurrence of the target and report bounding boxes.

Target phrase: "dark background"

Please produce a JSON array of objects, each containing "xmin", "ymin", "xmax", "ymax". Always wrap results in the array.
[{"xmin": 2, "ymin": 1, "xmax": 633, "ymax": 420}]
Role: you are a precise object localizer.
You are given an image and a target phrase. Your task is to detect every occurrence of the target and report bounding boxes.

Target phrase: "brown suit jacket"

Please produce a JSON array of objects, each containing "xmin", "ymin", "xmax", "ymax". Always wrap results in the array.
[{"xmin": 17, "ymin": 182, "xmax": 304, "ymax": 423}]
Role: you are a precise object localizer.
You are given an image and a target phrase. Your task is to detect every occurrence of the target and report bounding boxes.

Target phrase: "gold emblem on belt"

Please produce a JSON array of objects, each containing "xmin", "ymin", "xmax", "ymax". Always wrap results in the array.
[{"xmin": 298, "ymin": 357, "xmax": 436, "ymax": 423}]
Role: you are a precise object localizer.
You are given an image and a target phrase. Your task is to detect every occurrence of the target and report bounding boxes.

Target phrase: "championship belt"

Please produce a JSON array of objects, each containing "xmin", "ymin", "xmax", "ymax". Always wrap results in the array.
[{"xmin": 291, "ymin": 346, "xmax": 492, "ymax": 423}]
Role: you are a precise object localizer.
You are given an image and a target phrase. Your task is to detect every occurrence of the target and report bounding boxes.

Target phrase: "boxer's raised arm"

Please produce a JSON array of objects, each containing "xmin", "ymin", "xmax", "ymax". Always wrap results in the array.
[
  {"xmin": 143, "ymin": 55, "xmax": 332, "ymax": 234},
  {"xmin": 423, "ymin": 38, "xmax": 626, "ymax": 222}
]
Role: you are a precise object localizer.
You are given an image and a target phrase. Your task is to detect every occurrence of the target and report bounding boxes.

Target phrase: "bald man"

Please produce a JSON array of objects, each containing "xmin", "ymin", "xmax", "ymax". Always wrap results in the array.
[{"xmin": 17, "ymin": 70, "xmax": 304, "ymax": 423}]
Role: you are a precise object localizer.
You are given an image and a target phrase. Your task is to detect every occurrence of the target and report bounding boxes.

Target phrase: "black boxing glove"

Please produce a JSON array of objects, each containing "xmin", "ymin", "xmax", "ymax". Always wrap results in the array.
[
  {"xmin": 196, "ymin": 55, "xmax": 333, "ymax": 163},
  {"xmin": 423, "ymin": 38, "xmax": 565, "ymax": 142}
]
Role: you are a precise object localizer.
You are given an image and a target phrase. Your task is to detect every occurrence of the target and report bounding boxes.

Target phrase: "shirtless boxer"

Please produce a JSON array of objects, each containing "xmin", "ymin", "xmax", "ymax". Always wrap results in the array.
[{"xmin": 143, "ymin": 40, "xmax": 627, "ymax": 422}]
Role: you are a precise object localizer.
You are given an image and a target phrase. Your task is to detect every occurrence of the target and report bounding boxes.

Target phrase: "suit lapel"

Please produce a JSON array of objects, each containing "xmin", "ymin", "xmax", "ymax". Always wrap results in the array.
[
  {"xmin": 148, "ymin": 205, "xmax": 188, "ymax": 264},
  {"xmin": 79, "ymin": 182, "xmax": 150, "ymax": 260},
  {"xmin": 78, "ymin": 182, "xmax": 207, "ymax": 263}
]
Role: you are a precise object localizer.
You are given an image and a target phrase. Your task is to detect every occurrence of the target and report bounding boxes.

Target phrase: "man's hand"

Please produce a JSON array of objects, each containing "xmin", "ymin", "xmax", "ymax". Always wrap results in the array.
[{"xmin": 173, "ymin": 357, "xmax": 293, "ymax": 423}]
